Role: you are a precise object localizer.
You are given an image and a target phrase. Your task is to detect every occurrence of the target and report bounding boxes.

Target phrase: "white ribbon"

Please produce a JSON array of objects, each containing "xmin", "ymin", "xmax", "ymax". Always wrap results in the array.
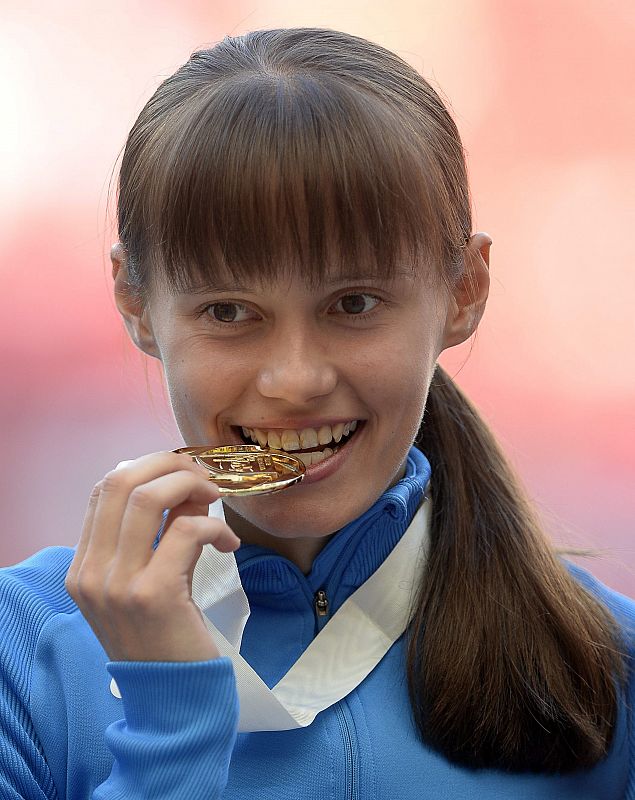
[{"xmin": 110, "ymin": 471, "xmax": 430, "ymax": 733}]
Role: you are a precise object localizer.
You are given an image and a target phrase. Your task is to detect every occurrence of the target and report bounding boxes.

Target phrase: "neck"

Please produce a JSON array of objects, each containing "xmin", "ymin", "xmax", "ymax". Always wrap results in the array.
[
  {"xmin": 223, "ymin": 459, "xmax": 410, "ymax": 574},
  {"xmin": 223, "ymin": 504, "xmax": 336, "ymax": 574}
]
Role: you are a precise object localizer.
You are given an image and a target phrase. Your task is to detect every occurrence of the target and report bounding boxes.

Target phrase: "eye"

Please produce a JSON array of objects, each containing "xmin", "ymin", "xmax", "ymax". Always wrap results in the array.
[
  {"xmin": 204, "ymin": 302, "xmax": 256, "ymax": 323},
  {"xmin": 331, "ymin": 293, "xmax": 381, "ymax": 315}
]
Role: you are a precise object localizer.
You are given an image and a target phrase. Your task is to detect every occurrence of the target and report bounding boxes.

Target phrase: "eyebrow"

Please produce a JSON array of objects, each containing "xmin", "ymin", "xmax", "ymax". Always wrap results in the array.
[
  {"xmin": 182, "ymin": 272, "xmax": 414, "ymax": 295},
  {"xmin": 185, "ymin": 283, "xmax": 251, "ymax": 295}
]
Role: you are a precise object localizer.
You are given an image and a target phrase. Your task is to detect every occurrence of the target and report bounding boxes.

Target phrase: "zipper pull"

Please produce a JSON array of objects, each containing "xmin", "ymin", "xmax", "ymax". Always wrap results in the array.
[{"xmin": 314, "ymin": 589, "xmax": 329, "ymax": 618}]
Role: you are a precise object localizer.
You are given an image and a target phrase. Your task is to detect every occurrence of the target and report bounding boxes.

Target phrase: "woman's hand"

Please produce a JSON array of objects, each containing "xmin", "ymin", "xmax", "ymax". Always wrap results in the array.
[{"xmin": 65, "ymin": 451, "xmax": 240, "ymax": 662}]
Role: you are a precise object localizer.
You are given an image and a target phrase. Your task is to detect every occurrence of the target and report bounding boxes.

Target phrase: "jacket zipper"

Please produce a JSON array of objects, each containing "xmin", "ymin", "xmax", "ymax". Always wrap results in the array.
[
  {"xmin": 317, "ymin": 587, "xmax": 358, "ymax": 798},
  {"xmin": 314, "ymin": 588, "xmax": 330, "ymax": 631},
  {"xmin": 335, "ymin": 700, "xmax": 358, "ymax": 800},
  {"xmin": 241, "ymin": 564, "xmax": 359, "ymax": 795}
]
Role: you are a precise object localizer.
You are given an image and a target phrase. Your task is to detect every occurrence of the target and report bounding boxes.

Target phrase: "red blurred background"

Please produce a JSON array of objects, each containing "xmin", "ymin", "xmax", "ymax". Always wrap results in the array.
[{"xmin": 1, "ymin": 1, "xmax": 633, "ymax": 595}]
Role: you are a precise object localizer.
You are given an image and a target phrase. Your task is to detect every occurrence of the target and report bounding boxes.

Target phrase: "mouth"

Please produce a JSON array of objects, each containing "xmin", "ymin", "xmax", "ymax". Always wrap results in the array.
[{"xmin": 233, "ymin": 420, "xmax": 363, "ymax": 468}]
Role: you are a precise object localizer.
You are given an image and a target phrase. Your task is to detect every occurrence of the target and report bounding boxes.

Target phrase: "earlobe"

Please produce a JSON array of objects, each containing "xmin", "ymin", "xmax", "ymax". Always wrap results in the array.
[
  {"xmin": 110, "ymin": 243, "xmax": 161, "ymax": 359},
  {"xmin": 441, "ymin": 232, "xmax": 491, "ymax": 349}
]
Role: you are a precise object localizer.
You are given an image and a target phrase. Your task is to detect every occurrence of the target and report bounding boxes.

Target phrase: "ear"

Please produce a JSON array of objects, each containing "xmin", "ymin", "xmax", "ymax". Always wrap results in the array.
[
  {"xmin": 111, "ymin": 243, "xmax": 161, "ymax": 359},
  {"xmin": 440, "ymin": 232, "xmax": 491, "ymax": 350}
]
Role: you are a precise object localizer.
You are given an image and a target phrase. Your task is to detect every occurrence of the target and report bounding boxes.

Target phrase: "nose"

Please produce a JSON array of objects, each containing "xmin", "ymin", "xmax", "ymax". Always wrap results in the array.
[{"xmin": 255, "ymin": 330, "xmax": 338, "ymax": 405}]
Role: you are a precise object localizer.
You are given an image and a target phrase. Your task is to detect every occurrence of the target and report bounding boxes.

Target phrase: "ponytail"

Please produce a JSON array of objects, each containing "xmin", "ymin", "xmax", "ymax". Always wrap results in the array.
[{"xmin": 407, "ymin": 365, "xmax": 626, "ymax": 772}]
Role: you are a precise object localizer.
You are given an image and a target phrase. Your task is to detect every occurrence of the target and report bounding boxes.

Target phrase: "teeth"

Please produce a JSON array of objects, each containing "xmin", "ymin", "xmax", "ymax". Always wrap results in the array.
[
  {"xmin": 312, "ymin": 450, "xmax": 327, "ymax": 464},
  {"xmin": 254, "ymin": 428, "xmax": 268, "ymax": 447},
  {"xmin": 240, "ymin": 421, "xmax": 359, "ymax": 451},
  {"xmin": 317, "ymin": 424, "xmax": 332, "ymax": 445},
  {"xmin": 281, "ymin": 430, "xmax": 301, "ymax": 451},
  {"xmin": 323, "ymin": 447, "xmax": 333, "ymax": 459},
  {"xmin": 300, "ymin": 427, "xmax": 318, "ymax": 448},
  {"xmin": 332, "ymin": 422, "xmax": 345, "ymax": 443},
  {"xmin": 297, "ymin": 452, "xmax": 313, "ymax": 467}
]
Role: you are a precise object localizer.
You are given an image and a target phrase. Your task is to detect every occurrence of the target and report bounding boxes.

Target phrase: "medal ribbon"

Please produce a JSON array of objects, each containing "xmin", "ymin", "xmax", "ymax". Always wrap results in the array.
[{"xmin": 111, "ymin": 492, "xmax": 431, "ymax": 732}]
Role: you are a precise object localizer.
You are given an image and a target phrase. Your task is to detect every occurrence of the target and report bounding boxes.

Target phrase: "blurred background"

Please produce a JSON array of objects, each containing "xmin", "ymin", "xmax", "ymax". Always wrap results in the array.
[{"xmin": 1, "ymin": 0, "xmax": 633, "ymax": 595}]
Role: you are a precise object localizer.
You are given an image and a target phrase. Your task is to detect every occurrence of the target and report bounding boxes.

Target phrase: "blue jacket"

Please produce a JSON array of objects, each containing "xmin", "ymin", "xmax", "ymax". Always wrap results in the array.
[{"xmin": 1, "ymin": 448, "xmax": 633, "ymax": 799}]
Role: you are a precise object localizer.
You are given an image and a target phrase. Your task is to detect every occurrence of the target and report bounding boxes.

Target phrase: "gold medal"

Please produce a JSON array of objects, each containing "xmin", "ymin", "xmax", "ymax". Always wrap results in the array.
[{"xmin": 173, "ymin": 445, "xmax": 306, "ymax": 496}]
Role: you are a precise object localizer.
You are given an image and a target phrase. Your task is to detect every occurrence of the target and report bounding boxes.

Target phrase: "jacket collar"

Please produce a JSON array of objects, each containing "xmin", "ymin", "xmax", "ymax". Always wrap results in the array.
[{"xmin": 234, "ymin": 447, "xmax": 431, "ymax": 610}]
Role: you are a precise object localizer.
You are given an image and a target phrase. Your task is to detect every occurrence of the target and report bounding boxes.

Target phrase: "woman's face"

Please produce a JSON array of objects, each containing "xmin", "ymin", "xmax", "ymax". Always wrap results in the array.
[{"xmin": 114, "ymin": 241, "xmax": 489, "ymax": 551}]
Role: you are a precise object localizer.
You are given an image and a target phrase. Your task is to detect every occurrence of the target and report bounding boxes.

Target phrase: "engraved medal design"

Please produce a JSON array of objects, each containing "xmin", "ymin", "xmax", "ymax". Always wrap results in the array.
[{"xmin": 173, "ymin": 445, "xmax": 305, "ymax": 495}]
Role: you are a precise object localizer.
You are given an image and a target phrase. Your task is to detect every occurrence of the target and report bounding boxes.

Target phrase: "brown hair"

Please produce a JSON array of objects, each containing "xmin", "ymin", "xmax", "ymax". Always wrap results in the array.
[{"xmin": 115, "ymin": 27, "xmax": 626, "ymax": 772}]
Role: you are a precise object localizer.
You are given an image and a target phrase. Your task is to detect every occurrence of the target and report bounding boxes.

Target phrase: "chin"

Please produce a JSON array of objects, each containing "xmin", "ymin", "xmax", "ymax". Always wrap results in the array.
[{"xmin": 224, "ymin": 490, "xmax": 367, "ymax": 540}]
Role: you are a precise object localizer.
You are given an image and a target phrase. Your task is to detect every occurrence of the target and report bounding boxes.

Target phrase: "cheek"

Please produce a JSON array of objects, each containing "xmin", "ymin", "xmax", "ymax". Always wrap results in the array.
[
  {"xmin": 366, "ymin": 332, "xmax": 439, "ymax": 452},
  {"xmin": 369, "ymin": 329, "xmax": 437, "ymax": 405},
  {"xmin": 161, "ymin": 347, "xmax": 244, "ymax": 430},
  {"xmin": 376, "ymin": 373, "xmax": 429, "ymax": 442}
]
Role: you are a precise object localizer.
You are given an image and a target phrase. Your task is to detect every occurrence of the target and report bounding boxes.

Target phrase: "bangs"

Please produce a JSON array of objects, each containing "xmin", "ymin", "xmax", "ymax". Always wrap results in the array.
[{"xmin": 119, "ymin": 72, "xmax": 456, "ymax": 295}]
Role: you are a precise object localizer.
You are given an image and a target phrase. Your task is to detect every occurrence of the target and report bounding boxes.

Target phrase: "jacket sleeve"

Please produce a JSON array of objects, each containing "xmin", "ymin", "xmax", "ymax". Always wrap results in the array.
[
  {"xmin": 565, "ymin": 561, "xmax": 635, "ymax": 798},
  {"xmin": 1, "ymin": 547, "xmax": 239, "ymax": 800},
  {"xmin": 0, "ymin": 553, "xmax": 67, "ymax": 800},
  {"xmin": 620, "ymin": 603, "xmax": 635, "ymax": 799},
  {"xmin": 0, "ymin": 691, "xmax": 53, "ymax": 799},
  {"xmin": 92, "ymin": 659, "xmax": 239, "ymax": 800},
  {"xmin": 1, "ymin": 647, "xmax": 239, "ymax": 800},
  {"xmin": 616, "ymin": 604, "xmax": 634, "ymax": 799}
]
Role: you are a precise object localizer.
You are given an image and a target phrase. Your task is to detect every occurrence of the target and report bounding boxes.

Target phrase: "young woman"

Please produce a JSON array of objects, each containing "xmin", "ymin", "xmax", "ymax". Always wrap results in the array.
[{"xmin": 1, "ymin": 27, "xmax": 633, "ymax": 799}]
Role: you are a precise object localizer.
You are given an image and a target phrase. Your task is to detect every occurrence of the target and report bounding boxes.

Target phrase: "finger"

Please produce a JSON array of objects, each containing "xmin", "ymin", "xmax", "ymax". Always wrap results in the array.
[
  {"xmin": 160, "ymin": 491, "xmax": 220, "ymax": 542},
  {"xmin": 160, "ymin": 498, "xmax": 217, "ymax": 590},
  {"xmin": 82, "ymin": 451, "xmax": 210, "ymax": 570},
  {"xmin": 65, "ymin": 481, "xmax": 104, "ymax": 591},
  {"xmin": 69, "ymin": 459, "xmax": 138, "ymax": 576},
  {"xmin": 65, "ymin": 482, "xmax": 117, "ymax": 643},
  {"xmin": 113, "ymin": 470, "xmax": 220, "ymax": 573},
  {"xmin": 143, "ymin": 515, "xmax": 241, "ymax": 593}
]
